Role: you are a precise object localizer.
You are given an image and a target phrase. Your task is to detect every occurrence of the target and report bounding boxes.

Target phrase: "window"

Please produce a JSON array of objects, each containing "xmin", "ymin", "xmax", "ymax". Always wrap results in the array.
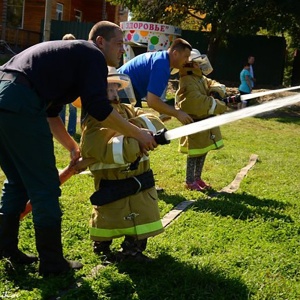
[
  {"xmin": 7, "ymin": 0, "xmax": 24, "ymax": 28},
  {"xmin": 56, "ymin": 3, "xmax": 64, "ymax": 21},
  {"xmin": 74, "ymin": 10, "xmax": 82, "ymax": 22}
]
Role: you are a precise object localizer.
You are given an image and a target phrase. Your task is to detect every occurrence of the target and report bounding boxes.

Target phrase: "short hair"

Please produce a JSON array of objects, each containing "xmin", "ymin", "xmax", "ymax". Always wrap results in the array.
[
  {"xmin": 88, "ymin": 21, "xmax": 121, "ymax": 42},
  {"xmin": 62, "ymin": 33, "xmax": 76, "ymax": 40},
  {"xmin": 169, "ymin": 38, "xmax": 192, "ymax": 52}
]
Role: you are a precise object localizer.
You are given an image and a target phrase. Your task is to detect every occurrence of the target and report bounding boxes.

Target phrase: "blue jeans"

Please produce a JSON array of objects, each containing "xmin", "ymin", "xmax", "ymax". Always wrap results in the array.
[{"xmin": 59, "ymin": 104, "xmax": 77, "ymax": 136}]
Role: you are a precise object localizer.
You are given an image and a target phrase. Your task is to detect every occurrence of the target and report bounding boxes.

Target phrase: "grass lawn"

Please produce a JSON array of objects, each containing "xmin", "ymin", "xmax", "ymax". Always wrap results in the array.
[{"xmin": 0, "ymin": 104, "xmax": 300, "ymax": 300}]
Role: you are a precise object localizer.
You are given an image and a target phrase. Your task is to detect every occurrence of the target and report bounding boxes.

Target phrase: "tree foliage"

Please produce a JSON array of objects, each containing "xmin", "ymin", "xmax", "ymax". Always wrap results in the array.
[{"xmin": 109, "ymin": 0, "xmax": 300, "ymax": 61}]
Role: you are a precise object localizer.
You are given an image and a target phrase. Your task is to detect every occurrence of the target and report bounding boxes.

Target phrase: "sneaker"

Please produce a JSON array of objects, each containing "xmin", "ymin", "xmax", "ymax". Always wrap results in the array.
[
  {"xmin": 196, "ymin": 179, "xmax": 211, "ymax": 190},
  {"xmin": 185, "ymin": 181, "xmax": 204, "ymax": 191}
]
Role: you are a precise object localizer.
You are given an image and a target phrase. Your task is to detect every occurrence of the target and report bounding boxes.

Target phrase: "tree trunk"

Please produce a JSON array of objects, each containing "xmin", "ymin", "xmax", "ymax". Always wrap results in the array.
[{"xmin": 206, "ymin": 24, "xmax": 222, "ymax": 68}]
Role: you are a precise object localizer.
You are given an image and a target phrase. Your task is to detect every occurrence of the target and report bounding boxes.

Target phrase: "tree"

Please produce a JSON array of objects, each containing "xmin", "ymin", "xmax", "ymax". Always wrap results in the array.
[{"xmin": 109, "ymin": 0, "xmax": 300, "ymax": 64}]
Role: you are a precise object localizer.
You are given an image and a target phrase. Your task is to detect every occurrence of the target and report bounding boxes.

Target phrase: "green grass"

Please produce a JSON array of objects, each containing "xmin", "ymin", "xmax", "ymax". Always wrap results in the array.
[{"xmin": 1, "ymin": 107, "xmax": 300, "ymax": 299}]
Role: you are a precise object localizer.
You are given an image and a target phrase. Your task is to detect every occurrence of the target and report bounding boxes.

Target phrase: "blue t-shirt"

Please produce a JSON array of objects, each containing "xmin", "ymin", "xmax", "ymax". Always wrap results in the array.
[
  {"xmin": 118, "ymin": 51, "xmax": 170, "ymax": 98},
  {"xmin": 239, "ymin": 69, "xmax": 252, "ymax": 93}
]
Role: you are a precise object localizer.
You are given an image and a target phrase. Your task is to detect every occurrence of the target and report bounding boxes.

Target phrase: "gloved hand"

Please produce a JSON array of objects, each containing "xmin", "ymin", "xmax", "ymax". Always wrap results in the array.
[
  {"xmin": 210, "ymin": 91, "xmax": 222, "ymax": 100},
  {"xmin": 154, "ymin": 128, "xmax": 170, "ymax": 145},
  {"xmin": 222, "ymin": 94, "xmax": 241, "ymax": 105}
]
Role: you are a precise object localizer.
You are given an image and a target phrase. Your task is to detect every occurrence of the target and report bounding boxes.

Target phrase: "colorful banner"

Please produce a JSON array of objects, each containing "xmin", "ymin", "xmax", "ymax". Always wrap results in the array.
[{"xmin": 120, "ymin": 21, "xmax": 182, "ymax": 62}]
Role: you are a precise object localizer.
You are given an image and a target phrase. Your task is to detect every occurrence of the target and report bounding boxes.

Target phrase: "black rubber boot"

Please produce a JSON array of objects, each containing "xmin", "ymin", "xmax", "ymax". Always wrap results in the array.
[
  {"xmin": 120, "ymin": 237, "xmax": 153, "ymax": 262},
  {"xmin": 93, "ymin": 240, "xmax": 122, "ymax": 263},
  {"xmin": 93, "ymin": 240, "xmax": 112, "ymax": 255},
  {"xmin": 0, "ymin": 213, "xmax": 38, "ymax": 264},
  {"xmin": 35, "ymin": 224, "xmax": 83, "ymax": 276},
  {"xmin": 121, "ymin": 236, "xmax": 147, "ymax": 253}
]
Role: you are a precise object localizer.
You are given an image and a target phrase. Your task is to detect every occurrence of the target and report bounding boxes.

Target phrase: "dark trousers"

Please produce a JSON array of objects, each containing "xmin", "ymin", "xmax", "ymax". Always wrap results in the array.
[{"xmin": 0, "ymin": 81, "xmax": 62, "ymax": 227}]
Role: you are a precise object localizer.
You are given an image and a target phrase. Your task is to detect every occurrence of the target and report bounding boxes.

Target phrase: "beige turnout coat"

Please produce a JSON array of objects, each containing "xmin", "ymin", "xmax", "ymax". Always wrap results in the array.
[
  {"xmin": 80, "ymin": 102, "xmax": 165, "ymax": 241},
  {"xmin": 176, "ymin": 72, "xmax": 227, "ymax": 157}
]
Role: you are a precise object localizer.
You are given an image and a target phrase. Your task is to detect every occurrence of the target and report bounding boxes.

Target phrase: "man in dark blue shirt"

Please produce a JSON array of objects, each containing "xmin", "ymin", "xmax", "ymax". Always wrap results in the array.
[{"xmin": 0, "ymin": 21, "xmax": 157, "ymax": 276}]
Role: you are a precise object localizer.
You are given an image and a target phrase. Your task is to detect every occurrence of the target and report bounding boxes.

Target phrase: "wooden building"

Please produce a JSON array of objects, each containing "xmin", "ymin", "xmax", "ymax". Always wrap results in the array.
[{"xmin": 0, "ymin": 0, "xmax": 128, "ymax": 51}]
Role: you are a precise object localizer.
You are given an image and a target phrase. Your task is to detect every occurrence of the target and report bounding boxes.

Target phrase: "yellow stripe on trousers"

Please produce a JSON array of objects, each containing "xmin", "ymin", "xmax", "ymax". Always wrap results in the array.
[{"xmin": 89, "ymin": 220, "xmax": 163, "ymax": 238}]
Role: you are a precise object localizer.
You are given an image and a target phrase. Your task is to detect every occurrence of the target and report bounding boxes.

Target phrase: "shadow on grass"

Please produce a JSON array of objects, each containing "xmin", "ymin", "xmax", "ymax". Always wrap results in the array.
[
  {"xmin": 158, "ymin": 191, "xmax": 190, "ymax": 207},
  {"xmin": 254, "ymin": 107, "xmax": 300, "ymax": 124},
  {"xmin": 193, "ymin": 192, "xmax": 293, "ymax": 222},
  {"xmin": 0, "ymin": 253, "xmax": 250, "ymax": 299},
  {"xmin": 270, "ymin": 116, "xmax": 300, "ymax": 124},
  {"xmin": 1, "ymin": 261, "xmax": 97, "ymax": 300},
  {"xmin": 159, "ymin": 190, "xmax": 292, "ymax": 222},
  {"xmin": 115, "ymin": 253, "xmax": 250, "ymax": 300}
]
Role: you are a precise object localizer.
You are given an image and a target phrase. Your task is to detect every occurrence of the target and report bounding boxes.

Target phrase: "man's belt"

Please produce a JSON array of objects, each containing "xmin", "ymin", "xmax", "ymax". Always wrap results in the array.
[
  {"xmin": 90, "ymin": 169, "xmax": 155, "ymax": 206},
  {"xmin": 0, "ymin": 71, "xmax": 33, "ymax": 89}
]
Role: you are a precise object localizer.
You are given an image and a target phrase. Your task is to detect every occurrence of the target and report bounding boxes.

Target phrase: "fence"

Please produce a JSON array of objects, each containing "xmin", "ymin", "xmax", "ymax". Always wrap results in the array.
[
  {"xmin": 0, "ymin": 21, "xmax": 288, "ymax": 86},
  {"xmin": 182, "ymin": 30, "xmax": 286, "ymax": 87},
  {"xmin": 0, "ymin": 26, "xmax": 41, "ymax": 53}
]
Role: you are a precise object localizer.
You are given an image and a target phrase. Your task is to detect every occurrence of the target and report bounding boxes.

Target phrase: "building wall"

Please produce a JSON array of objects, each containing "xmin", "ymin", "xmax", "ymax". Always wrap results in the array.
[
  {"xmin": 70, "ymin": 0, "xmax": 117, "ymax": 23},
  {"xmin": 0, "ymin": 0, "xmax": 122, "ymax": 50},
  {"xmin": 24, "ymin": 0, "xmax": 47, "ymax": 32},
  {"xmin": 0, "ymin": 1, "xmax": 3, "ymax": 25}
]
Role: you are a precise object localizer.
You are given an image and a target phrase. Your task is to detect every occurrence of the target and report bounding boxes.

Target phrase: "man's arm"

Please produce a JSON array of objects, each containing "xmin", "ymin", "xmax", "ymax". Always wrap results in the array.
[
  {"xmin": 47, "ymin": 116, "xmax": 80, "ymax": 164},
  {"xmin": 146, "ymin": 92, "xmax": 193, "ymax": 125}
]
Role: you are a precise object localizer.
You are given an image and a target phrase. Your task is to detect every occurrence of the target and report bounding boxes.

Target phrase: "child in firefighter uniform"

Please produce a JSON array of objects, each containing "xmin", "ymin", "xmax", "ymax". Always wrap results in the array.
[
  {"xmin": 175, "ymin": 49, "xmax": 228, "ymax": 191},
  {"xmin": 80, "ymin": 68, "xmax": 165, "ymax": 262}
]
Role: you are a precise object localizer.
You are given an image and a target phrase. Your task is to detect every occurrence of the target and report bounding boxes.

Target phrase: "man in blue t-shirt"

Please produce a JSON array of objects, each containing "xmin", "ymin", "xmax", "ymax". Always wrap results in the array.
[{"xmin": 118, "ymin": 38, "xmax": 194, "ymax": 125}]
